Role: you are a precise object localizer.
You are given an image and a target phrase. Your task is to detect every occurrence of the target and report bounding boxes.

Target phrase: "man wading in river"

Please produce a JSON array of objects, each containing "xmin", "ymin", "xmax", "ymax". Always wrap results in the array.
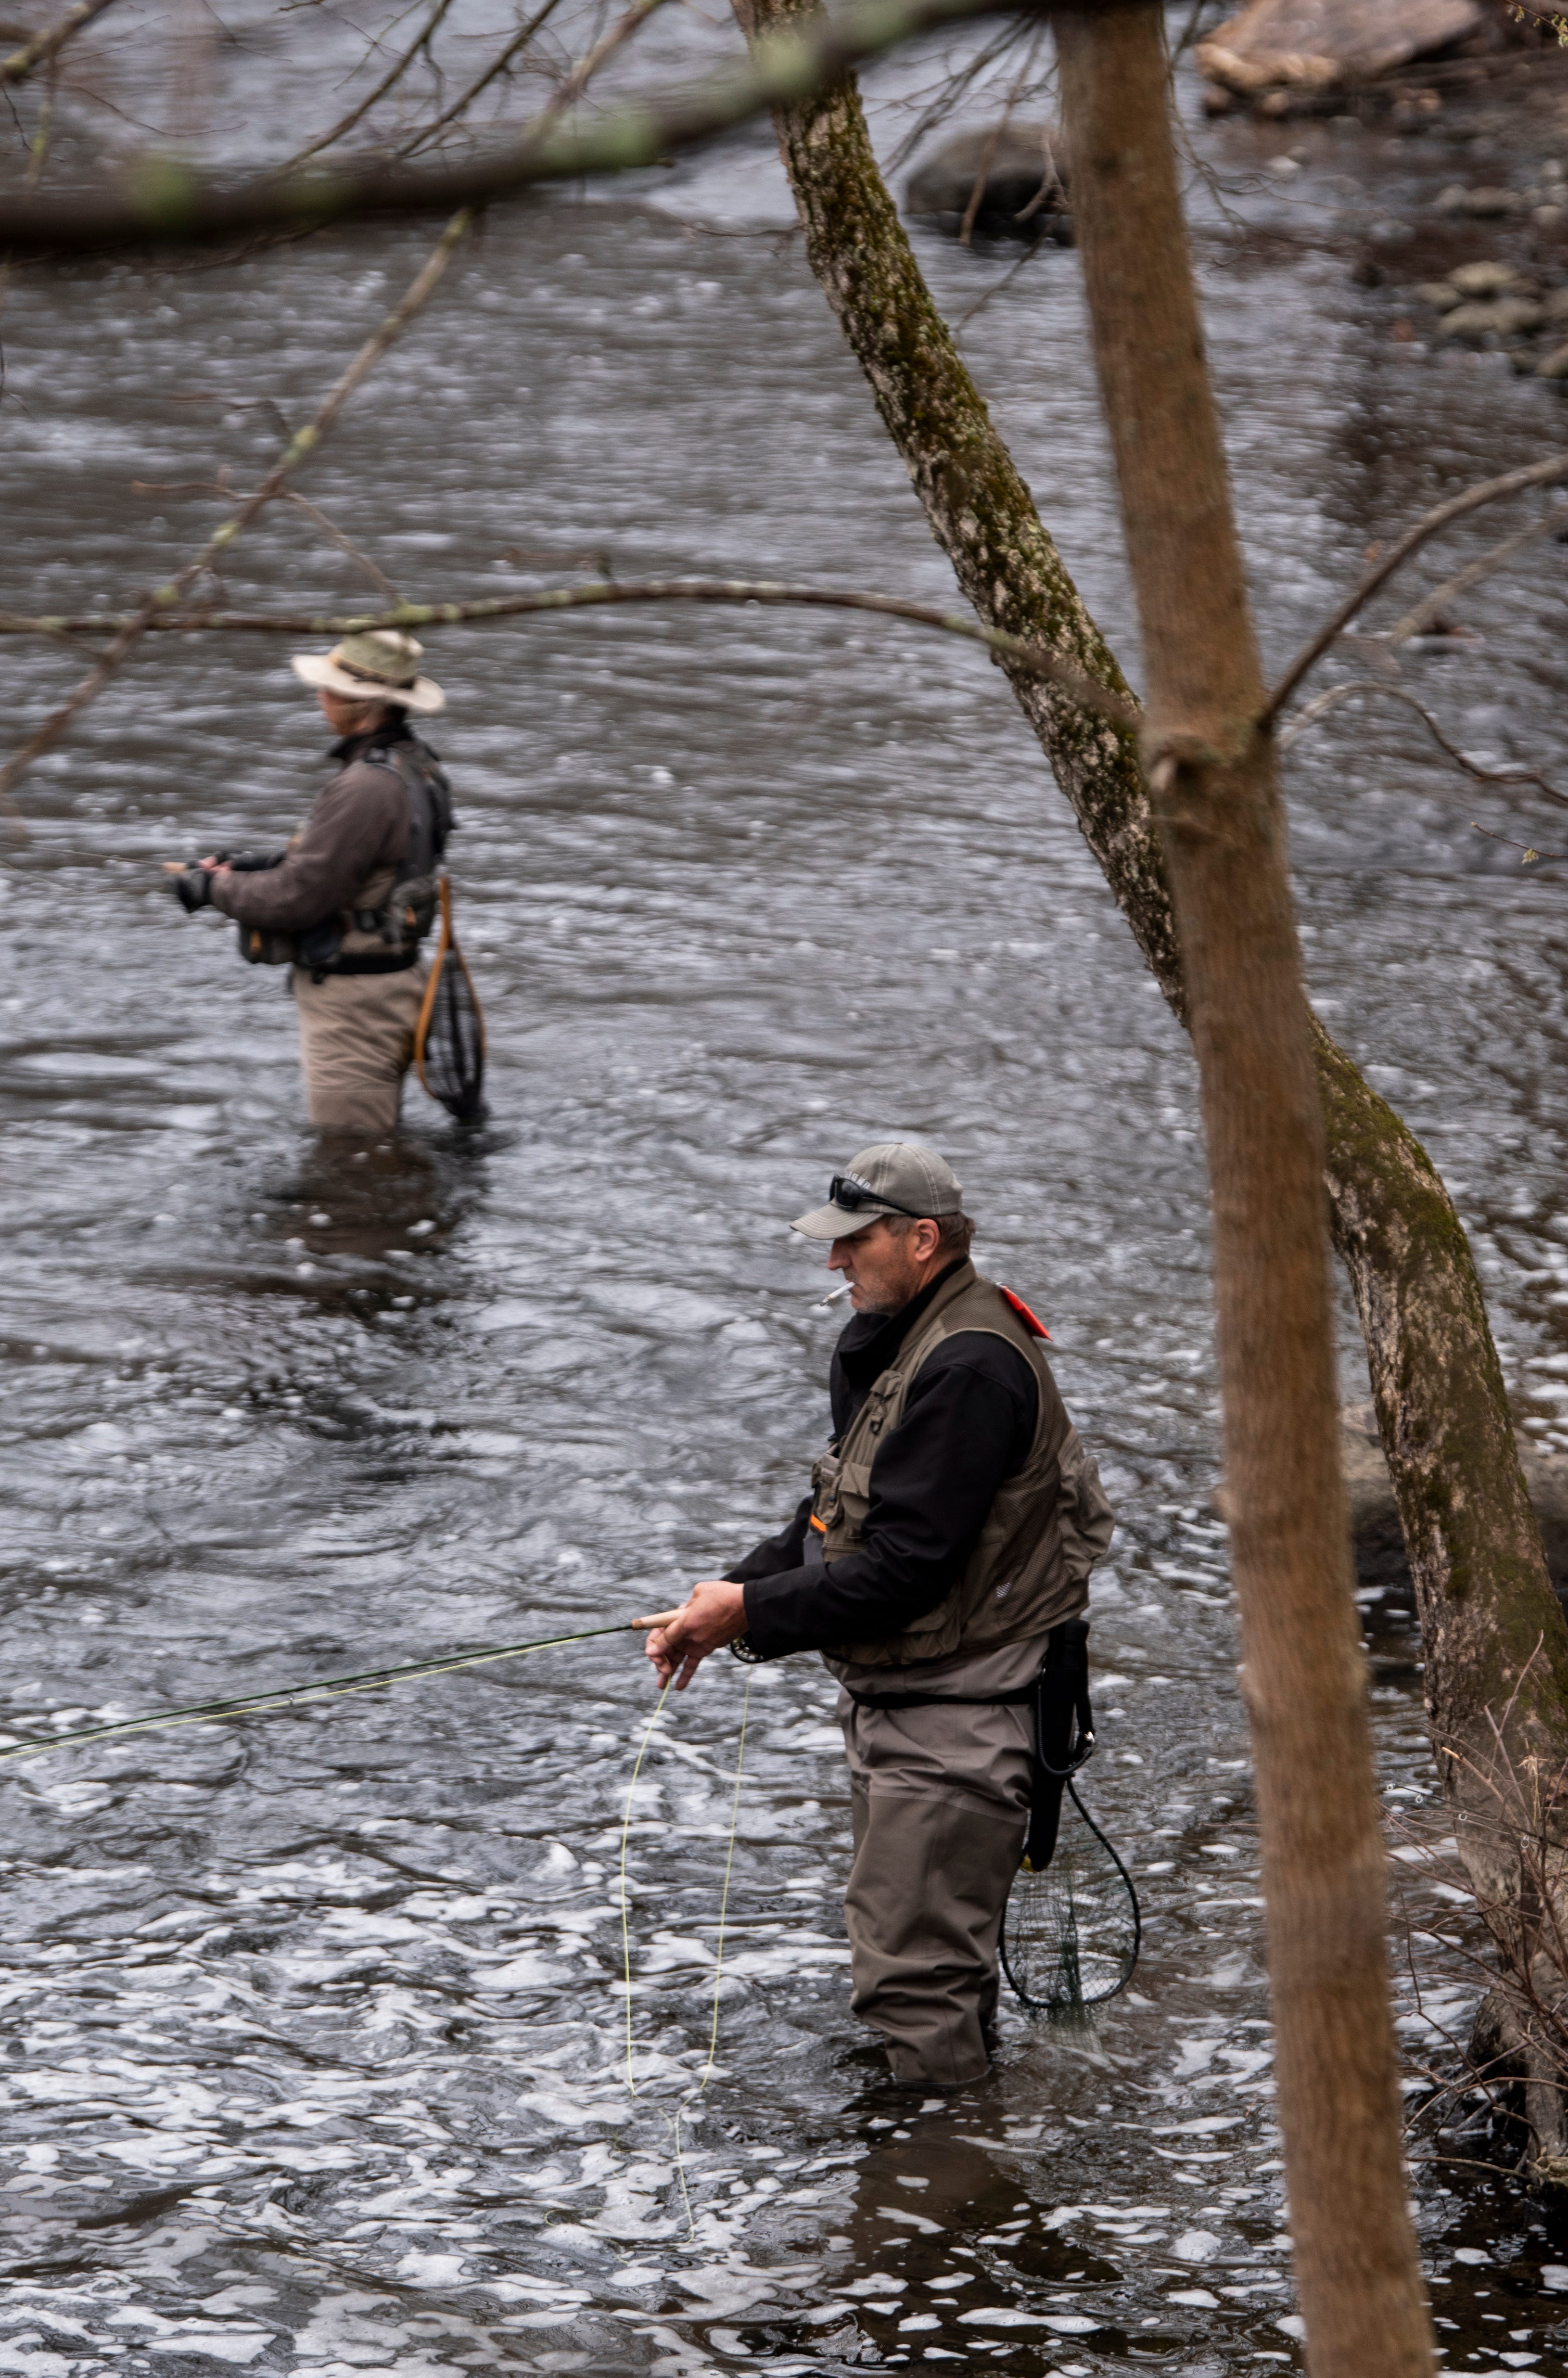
[
  {"xmin": 643, "ymin": 1144, "xmax": 1114, "ymax": 2090},
  {"xmin": 167, "ymin": 630, "xmax": 452, "ymax": 1135}
]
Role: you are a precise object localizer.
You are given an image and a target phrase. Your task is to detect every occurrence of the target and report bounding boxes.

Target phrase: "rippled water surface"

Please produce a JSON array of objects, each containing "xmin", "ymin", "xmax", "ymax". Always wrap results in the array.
[{"xmin": 6, "ymin": 14, "xmax": 1568, "ymax": 2373}]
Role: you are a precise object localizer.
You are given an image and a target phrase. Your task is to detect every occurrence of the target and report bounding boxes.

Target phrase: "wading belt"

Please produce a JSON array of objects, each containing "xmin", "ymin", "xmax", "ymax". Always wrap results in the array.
[
  {"xmin": 323, "ymin": 948, "xmax": 421, "ymax": 976},
  {"xmin": 846, "ymin": 1617, "xmax": 1096, "ymax": 1874}
]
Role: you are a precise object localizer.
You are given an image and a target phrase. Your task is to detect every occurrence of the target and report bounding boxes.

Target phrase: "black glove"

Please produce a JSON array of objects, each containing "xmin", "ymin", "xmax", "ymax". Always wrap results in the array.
[{"xmin": 170, "ymin": 865, "xmax": 214, "ymax": 913}]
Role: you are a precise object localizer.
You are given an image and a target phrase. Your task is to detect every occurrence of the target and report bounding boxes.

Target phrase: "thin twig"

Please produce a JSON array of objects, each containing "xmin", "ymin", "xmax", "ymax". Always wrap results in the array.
[
  {"xmin": 536, "ymin": 0, "xmax": 675, "ymax": 126},
  {"xmin": 284, "ymin": 0, "xmax": 459, "ymax": 165},
  {"xmin": 0, "ymin": 0, "xmax": 120, "ymax": 87},
  {"xmin": 0, "ymin": 573, "xmax": 1142, "ymax": 723},
  {"xmin": 0, "ymin": 206, "xmax": 470, "ymax": 824},
  {"xmin": 1263, "ymin": 452, "xmax": 1568, "ymax": 724},
  {"xmin": 1470, "ymin": 821, "xmax": 1568, "ymax": 868},
  {"xmin": 133, "ymin": 478, "xmax": 404, "ymax": 600},
  {"xmin": 1388, "ymin": 503, "xmax": 1568, "ymax": 646},
  {"xmin": 0, "ymin": 575, "xmax": 1142, "ymax": 732},
  {"xmin": 1276, "ymin": 678, "xmax": 1568, "ymax": 807},
  {"xmin": 881, "ymin": 21, "xmax": 1030, "ymax": 179},
  {"xmin": 392, "ymin": 0, "xmax": 573, "ymax": 156},
  {"xmin": 953, "ymin": 239, "xmax": 1041, "ymax": 331},
  {"xmin": 958, "ymin": 28, "xmax": 1043, "ymax": 246}
]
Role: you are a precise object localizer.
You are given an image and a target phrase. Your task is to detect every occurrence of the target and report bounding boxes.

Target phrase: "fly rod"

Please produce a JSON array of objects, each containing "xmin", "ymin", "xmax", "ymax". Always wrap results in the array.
[{"xmin": 0, "ymin": 1615, "xmax": 672, "ymax": 1767}]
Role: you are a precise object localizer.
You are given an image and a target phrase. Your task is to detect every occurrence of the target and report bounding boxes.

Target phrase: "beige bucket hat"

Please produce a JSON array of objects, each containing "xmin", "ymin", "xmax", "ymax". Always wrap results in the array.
[{"xmin": 291, "ymin": 628, "xmax": 445, "ymax": 715}]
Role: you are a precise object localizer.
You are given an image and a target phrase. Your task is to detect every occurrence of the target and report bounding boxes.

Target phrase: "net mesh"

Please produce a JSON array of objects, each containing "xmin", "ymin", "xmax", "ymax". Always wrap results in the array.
[
  {"xmin": 1000, "ymin": 1779, "xmax": 1140, "ymax": 2013},
  {"xmin": 416, "ymin": 888, "xmax": 488, "ymax": 1124}
]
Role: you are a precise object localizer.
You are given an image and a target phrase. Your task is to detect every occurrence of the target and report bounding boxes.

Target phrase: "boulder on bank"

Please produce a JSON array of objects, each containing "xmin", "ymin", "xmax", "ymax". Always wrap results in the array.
[
  {"xmin": 905, "ymin": 123, "xmax": 1072, "ymax": 241},
  {"xmin": 1198, "ymin": 0, "xmax": 1485, "ymax": 102}
]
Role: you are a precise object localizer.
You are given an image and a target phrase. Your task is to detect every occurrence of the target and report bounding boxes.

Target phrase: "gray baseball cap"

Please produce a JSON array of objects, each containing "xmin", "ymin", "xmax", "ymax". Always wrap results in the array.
[{"xmin": 791, "ymin": 1141, "xmax": 966, "ymax": 1240}]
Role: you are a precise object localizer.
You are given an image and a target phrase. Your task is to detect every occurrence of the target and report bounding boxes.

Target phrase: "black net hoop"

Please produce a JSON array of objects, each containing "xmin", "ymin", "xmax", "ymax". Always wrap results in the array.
[
  {"xmin": 1000, "ymin": 1777, "xmax": 1141, "ymax": 2014},
  {"xmin": 415, "ymin": 880, "xmax": 488, "ymax": 1125}
]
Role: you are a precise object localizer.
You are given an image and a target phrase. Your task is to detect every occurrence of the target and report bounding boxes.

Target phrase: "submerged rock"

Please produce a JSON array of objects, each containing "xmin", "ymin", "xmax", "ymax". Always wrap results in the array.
[
  {"xmin": 1449, "ymin": 259, "xmax": 1528, "ymax": 298},
  {"xmin": 905, "ymin": 123, "xmax": 1072, "ymax": 241},
  {"xmin": 1198, "ymin": 0, "xmax": 1485, "ymax": 101},
  {"xmin": 1341, "ymin": 1402, "xmax": 1568, "ymax": 1599},
  {"xmin": 1435, "ymin": 184, "xmax": 1529, "ymax": 217},
  {"xmin": 1438, "ymin": 297, "xmax": 1544, "ymax": 338}
]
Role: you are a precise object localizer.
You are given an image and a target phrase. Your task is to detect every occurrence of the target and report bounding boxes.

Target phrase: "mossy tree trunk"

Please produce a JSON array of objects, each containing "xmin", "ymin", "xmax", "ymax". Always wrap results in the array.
[{"xmin": 734, "ymin": 0, "xmax": 1568, "ymax": 2166}]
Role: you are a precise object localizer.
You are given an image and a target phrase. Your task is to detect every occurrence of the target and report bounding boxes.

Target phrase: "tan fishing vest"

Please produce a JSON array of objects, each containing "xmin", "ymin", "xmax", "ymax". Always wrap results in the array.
[{"xmin": 811, "ymin": 1262, "xmax": 1112, "ymax": 1673}]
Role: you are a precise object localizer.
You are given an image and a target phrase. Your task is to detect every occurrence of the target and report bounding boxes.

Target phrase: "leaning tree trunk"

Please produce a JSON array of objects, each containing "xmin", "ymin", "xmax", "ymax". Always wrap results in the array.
[
  {"xmin": 732, "ymin": 0, "xmax": 1568, "ymax": 2164},
  {"xmin": 1057, "ymin": 12, "xmax": 1431, "ymax": 2365}
]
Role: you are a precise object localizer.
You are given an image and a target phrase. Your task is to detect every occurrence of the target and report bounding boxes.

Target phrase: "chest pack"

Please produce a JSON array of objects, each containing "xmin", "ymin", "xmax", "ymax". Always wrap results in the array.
[{"xmin": 238, "ymin": 736, "xmax": 455, "ymax": 974}]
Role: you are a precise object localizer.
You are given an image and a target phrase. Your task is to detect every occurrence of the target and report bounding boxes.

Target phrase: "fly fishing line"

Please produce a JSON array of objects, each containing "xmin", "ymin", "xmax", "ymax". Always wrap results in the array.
[
  {"xmin": 620, "ymin": 1678, "xmax": 673, "ymax": 2100},
  {"xmin": 0, "ymin": 1621, "xmax": 643, "ymax": 1767},
  {"xmin": 617, "ymin": 1664, "xmax": 754, "ymax": 2240},
  {"xmin": 700, "ymin": 1666, "xmax": 752, "ymax": 2087}
]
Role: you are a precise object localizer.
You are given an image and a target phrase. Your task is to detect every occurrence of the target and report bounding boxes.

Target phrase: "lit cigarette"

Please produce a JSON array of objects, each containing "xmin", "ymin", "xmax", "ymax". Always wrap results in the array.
[{"xmin": 814, "ymin": 1282, "xmax": 854, "ymax": 1308}]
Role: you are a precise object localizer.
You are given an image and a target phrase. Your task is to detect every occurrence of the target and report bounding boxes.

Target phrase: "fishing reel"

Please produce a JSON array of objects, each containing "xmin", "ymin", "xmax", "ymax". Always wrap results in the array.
[{"xmin": 166, "ymin": 860, "xmax": 218, "ymax": 912}]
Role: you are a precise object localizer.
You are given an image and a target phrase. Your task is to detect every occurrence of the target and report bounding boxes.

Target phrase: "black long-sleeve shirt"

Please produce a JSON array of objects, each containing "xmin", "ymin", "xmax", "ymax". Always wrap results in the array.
[{"xmin": 730, "ymin": 1261, "xmax": 1039, "ymax": 1660}]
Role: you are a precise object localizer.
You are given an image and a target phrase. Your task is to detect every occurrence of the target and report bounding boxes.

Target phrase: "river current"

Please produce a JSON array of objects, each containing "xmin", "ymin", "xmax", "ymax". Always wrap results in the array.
[{"xmin": 3, "ymin": 9, "xmax": 1568, "ymax": 2373}]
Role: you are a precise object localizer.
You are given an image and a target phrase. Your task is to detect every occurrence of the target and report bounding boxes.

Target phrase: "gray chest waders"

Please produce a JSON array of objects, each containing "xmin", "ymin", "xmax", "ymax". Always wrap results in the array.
[{"xmin": 843, "ymin": 1614, "xmax": 1095, "ymax": 1876}]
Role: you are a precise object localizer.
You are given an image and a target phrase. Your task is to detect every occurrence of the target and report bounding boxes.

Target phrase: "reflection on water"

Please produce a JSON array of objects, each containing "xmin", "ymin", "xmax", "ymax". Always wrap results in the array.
[{"xmin": 5, "ymin": 18, "xmax": 1568, "ymax": 2374}]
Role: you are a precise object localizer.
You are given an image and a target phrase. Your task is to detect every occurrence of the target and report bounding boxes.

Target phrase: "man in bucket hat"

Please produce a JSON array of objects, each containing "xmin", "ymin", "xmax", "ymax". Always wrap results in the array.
[
  {"xmin": 641, "ymin": 1143, "xmax": 1115, "ymax": 2090},
  {"xmin": 168, "ymin": 630, "xmax": 453, "ymax": 1135}
]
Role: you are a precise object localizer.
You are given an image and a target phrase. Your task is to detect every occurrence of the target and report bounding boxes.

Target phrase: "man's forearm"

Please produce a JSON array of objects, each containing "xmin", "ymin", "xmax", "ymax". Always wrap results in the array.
[{"xmin": 742, "ymin": 1545, "xmax": 955, "ymax": 1660}]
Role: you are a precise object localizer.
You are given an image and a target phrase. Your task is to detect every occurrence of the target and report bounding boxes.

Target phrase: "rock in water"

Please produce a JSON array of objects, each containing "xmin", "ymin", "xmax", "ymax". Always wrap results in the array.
[
  {"xmin": 905, "ymin": 123, "xmax": 1071, "ymax": 241},
  {"xmin": 1198, "ymin": 0, "xmax": 1484, "ymax": 100}
]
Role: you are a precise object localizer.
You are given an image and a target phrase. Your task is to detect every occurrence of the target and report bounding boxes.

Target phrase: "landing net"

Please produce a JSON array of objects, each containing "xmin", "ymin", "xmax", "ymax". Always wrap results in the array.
[
  {"xmin": 1000, "ymin": 1777, "xmax": 1141, "ymax": 2013},
  {"xmin": 416, "ymin": 877, "xmax": 488, "ymax": 1124}
]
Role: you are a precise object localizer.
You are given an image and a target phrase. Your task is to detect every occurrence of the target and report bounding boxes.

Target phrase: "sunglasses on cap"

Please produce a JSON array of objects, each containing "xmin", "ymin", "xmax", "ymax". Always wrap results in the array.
[{"xmin": 829, "ymin": 1173, "xmax": 923, "ymax": 1219}]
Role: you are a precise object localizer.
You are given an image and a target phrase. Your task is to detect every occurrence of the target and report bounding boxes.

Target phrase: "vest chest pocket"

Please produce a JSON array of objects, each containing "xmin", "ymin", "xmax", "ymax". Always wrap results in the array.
[{"xmin": 859, "ymin": 1375, "xmax": 902, "ymax": 1439}]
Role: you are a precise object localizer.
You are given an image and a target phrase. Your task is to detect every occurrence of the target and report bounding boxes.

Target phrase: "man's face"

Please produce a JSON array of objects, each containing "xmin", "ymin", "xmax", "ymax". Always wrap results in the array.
[
  {"xmin": 317, "ymin": 689, "xmax": 387, "ymax": 737},
  {"xmin": 827, "ymin": 1217, "xmax": 934, "ymax": 1315}
]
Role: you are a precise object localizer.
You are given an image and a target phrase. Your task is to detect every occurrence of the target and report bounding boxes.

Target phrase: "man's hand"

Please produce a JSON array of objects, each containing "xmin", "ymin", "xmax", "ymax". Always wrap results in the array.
[{"xmin": 636, "ymin": 1580, "xmax": 749, "ymax": 1691}]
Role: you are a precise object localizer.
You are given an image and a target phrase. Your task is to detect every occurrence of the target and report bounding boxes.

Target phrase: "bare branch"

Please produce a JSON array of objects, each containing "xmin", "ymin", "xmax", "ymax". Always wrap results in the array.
[
  {"xmin": 0, "ymin": 575, "xmax": 1144, "ymax": 730},
  {"xmin": 1277, "ymin": 678, "xmax": 1568, "ymax": 807},
  {"xmin": 133, "ymin": 478, "xmax": 405, "ymax": 599},
  {"xmin": 394, "ymin": 0, "xmax": 573, "ymax": 156},
  {"xmin": 285, "ymin": 0, "xmax": 460, "ymax": 166},
  {"xmin": 0, "ymin": 206, "xmax": 471, "ymax": 819},
  {"xmin": 1388, "ymin": 503, "xmax": 1568, "ymax": 647},
  {"xmin": 0, "ymin": 0, "xmax": 1154, "ymax": 257},
  {"xmin": 1470, "ymin": 821, "xmax": 1568, "ymax": 869},
  {"xmin": 543, "ymin": 0, "xmax": 676, "ymax": 122},
  {"xmin": 1262, "ymin": 452, "xmax": 1568, "ymax": 724},
  {"xmin": 0, "ymin": 0, "xmax": 120, "ymax": 89},
  {"xmin": 880, "ymin": 19, "xmax": 1033, "ymax": 179},
  {"xmin": 958, "ymin": 26, "xmax": 1043, "ymax": 245}
]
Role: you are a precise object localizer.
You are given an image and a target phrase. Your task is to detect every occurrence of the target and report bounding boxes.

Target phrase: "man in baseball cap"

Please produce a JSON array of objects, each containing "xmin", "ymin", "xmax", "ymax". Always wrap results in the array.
[{"xmin": 641, "ymin": 1141, "xmax": 1114, "ymax": 2091}]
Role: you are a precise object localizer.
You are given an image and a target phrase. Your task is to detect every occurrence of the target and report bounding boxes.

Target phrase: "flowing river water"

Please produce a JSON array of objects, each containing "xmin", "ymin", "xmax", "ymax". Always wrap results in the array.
[{"xmin": 4, "ymin": 11, "xmax": 1568, "ymax": 2372}]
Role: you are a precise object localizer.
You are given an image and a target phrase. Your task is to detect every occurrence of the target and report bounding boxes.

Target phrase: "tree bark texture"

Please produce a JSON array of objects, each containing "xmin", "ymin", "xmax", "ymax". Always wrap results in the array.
[
  {"xmin": 1057, "ymin": 13, "xmax": 1432, "ymax": 2369},
  {"xmin": 737, "ymin": 0, "xmax": 1568, "ymax": 2165}
]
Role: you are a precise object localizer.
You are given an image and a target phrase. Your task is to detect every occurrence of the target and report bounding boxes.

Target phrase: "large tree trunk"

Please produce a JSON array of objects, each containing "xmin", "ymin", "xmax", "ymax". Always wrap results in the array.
[
  {"xmin": 733, "ymin": 0, "xmax": 1568, "ymax": 2166},
  {"xmin": 1057, "ymin": 12, "xmax": 1431, "ymax": 2365}
]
